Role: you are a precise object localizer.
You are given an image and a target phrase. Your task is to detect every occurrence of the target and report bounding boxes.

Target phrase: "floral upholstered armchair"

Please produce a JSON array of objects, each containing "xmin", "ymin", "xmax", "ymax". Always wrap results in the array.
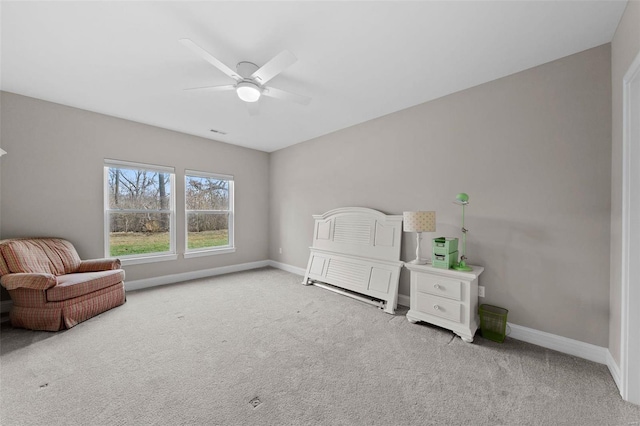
[{"xmin": 0, "ymin": 238, "xmax": 126, "ymax": 331}]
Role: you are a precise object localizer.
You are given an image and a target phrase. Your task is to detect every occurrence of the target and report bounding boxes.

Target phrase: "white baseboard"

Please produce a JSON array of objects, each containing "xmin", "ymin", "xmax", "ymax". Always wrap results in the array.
[
  {"xmin": 606, "ymin": 350, "xmax": 622, "ymax": 393},
  {"xmin": 507, "ymin": 323, "xmax": 621, "ymax": 394},
  {"xmin": 125, "ymin": 260, "xmax": 270, "ymax": 291},
  {"xmin": 267, "ymin": 260, "xmax": 306, "ymax": 276},
  {"xmin": 507, "ymin": 323, "xmax": 608, "ymax": 365},
  {"xmin": 383, "ymin": 296, "xmax": 617, "ymax": 371},
  {"xmin": 0, "ymin": 260, "xmax": 274, "ymax": 310}
]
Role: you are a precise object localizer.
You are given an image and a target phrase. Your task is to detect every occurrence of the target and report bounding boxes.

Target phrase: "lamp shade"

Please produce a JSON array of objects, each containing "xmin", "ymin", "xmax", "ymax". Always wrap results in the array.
[{"xmin": 403, "ymin": 211, "xmax": 436, "ymax": 233}]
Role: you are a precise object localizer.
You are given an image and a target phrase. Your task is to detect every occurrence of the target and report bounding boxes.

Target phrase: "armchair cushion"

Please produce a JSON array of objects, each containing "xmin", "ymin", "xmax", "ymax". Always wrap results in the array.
[
  {"xmin": 0, "ymin": 238, "xmax": 81, "ymax": 275},
  {"xmin": 0, "ymin": 272, "xmax": 57, "ymax": 291},
  {"xmin": 47, "ymin": 270, "xmax": 125, "ymax": 302}
]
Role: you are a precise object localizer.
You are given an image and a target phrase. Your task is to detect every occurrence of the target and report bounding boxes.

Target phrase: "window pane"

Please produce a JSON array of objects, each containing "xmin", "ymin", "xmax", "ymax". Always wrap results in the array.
[
  {"xmin": 108, "ymin": 167, "xmax": 171, "ymax": 210},
  {"xmin": 185, "ymin": 176, "xmax": 229, "ymax": 210},
  {"xmin": 109, "ymin": 212, "xmax": 171, "ymax": 256},
  {"xmin": 187, "ymin": 213, "xmax": 229, "ymax": 249}
]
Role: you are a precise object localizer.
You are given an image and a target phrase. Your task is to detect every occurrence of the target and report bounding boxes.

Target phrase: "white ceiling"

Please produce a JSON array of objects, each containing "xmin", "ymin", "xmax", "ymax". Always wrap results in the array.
[{"xmin": 0, "ymin": 1, "xmax": 627, "ymax": 152}]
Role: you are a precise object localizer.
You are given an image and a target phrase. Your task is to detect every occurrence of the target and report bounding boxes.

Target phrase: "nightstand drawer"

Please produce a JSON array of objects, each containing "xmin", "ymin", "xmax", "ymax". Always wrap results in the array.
[
  {"xmin": 416, "ymin": 293, "xmax": 462, "ymax": 323},
  {"xmin": 416, "ymin": 274, "xmax": 462, "ymax": 301}
]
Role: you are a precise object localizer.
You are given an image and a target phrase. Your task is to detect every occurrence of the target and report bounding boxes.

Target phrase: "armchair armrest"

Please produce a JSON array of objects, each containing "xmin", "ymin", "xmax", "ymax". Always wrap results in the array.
[
  {"xmin": 77, "ymin": 258, "xmax": 121, "ymax": 273},
  {"xmin": 0, "ymin": 273, "xmax": 57, "ymax": 291}
]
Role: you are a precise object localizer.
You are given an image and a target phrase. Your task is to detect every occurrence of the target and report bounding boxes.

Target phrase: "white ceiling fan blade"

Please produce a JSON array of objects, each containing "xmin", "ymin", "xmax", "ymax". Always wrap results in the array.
[
  {"xmin": 263, "ymin": 86, "xmax": 311, "ymax": 106},
  {"xmin": 183, "ymin": 84, "xmax": 236, "ymax": 92},
  {"xmin": 251, "ymin": 50, "xmax": 297, "ymax": 84},
  {"xmin": 246, "ymin": 101, "xmax": 260, "ymax": 116},
  {"xmin": 179, "ymin": 38, "xmax": 240, "ymax": 81}
]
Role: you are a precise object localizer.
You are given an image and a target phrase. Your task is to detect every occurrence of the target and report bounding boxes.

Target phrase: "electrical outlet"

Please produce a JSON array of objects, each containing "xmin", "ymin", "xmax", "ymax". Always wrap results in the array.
[
  {"xmin": 478, "ymin": 286, "xmax": 485, "ymax": 298},
  {"xmin": 279, "ymin": 247, "xmax": 283, "ymax": 254}
]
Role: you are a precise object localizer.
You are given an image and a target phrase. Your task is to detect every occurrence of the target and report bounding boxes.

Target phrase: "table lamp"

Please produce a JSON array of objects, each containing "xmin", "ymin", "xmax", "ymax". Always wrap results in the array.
[
  {"xmin": 453, "ymin": 193, "xmax": 473, "ymax": 271},
  {"xmin": 403, "ymin": 211, "xmax": 436, "ymax": 264}
]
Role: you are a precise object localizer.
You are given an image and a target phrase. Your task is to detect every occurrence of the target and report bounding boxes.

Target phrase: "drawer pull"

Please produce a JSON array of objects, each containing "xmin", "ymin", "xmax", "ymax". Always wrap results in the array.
[
  {"xmin": 433, "ymin": 304, "xmax": 440, "ymax": 311},
  {"xmin": 433, "ymin": 284, "xmax": 440, "ymax": 289}
]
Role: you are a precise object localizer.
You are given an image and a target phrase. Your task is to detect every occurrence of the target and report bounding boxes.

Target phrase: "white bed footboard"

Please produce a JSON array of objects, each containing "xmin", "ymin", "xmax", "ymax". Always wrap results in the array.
[{"xmin": 303, "ymin": 207, "xmax": 403, "ymax": 314}]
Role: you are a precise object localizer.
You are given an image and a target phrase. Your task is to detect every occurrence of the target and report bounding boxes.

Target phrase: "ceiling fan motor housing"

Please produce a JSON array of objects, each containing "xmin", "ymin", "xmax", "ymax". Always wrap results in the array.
[
  {"xmin": 236, "ymin": 61, "xmax": 260, "ymax": 79},
  {"xmin": 235, "ymin": 62, "xmax": 262, "ymax": 102}
]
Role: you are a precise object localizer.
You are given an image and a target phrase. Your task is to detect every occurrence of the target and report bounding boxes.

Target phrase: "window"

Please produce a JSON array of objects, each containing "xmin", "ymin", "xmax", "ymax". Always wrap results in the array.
[
  {"xmin": 185, "ymin": 170, "xmax": 234, "ymax": 255},
  {"xmin": 104, "ymin": 160, "xmax": 176, "ymax": 263}
]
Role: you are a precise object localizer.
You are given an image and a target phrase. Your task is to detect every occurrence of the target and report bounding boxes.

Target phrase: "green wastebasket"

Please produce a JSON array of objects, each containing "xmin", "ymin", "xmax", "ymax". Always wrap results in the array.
[{"xmin": 479, "ymin": 304, "xmax": 508, "ymax": 343}]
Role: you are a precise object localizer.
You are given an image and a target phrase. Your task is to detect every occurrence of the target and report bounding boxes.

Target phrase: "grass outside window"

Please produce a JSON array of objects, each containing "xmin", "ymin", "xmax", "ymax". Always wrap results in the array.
[{"xmin": 109, "ymin": 230, "xmax": 228, "ymax": 257}]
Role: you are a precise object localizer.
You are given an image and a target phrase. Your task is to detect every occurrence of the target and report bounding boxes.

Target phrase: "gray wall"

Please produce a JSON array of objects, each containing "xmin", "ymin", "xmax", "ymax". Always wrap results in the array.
[
  {"xmin": 269, "ymin": 45, "xmax": 612, "ymax": 347},
  {"xmin": 609, "ymin": 0, "xmax": 640, "ymax": 365},
  {"xmin": 0, "ymin": 43, "xmax": 616, "ymax": 349},
  {"xmin": 0, "ymin": 92, "xmax": 270, "ymax": 288}
]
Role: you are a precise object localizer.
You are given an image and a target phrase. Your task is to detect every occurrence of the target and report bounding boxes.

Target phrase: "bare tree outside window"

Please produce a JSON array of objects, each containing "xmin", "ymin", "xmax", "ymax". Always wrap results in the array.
[
  {"xmin": 185, "ymin": 173, "xmax": 234, "ymax": 251},
  {"xmin": 105, "ymin": 162, "xmax": 175, "ymax": 257}
]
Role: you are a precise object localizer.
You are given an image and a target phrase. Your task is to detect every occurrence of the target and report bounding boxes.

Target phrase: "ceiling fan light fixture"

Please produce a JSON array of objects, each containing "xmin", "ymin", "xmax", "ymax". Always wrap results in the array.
[{"xmin": 236, "ymin": 81, "xmax": 261, "ymax": 103}]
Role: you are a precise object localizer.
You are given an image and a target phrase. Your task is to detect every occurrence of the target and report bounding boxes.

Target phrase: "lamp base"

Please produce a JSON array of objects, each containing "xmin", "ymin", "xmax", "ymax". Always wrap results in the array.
[
  {"xmin": 408, "ymin": 258, "xmax": 428, "ymax": 265},
  {"xmin": 453, "ymin": 260, "xmax": 472, "ymax": 271}
]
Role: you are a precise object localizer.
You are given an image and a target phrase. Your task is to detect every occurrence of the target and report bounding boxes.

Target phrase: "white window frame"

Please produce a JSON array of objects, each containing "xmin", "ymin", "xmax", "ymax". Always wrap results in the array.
[
  {"xmin": 184, "ymin": 169, "xmax": 235, "ymax": 258},
  {"xmin": 104, "ymin": 159, "xmax": 177, "ymax": 265}
]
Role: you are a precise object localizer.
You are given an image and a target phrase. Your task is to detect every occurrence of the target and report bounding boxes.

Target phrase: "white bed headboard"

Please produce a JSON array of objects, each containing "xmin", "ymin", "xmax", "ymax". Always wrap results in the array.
[
  {"xmin": 310, "ymin": 207, "xmax": 403, "ymax": 262},
  {"xmin": 304, "ymin": 207, "xmax": 403, "ymax": 314}
]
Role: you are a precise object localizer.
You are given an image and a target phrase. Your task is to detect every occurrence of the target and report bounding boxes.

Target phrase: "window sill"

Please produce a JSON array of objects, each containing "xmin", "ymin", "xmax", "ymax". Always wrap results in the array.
[
  {"xmin": 184, "ymin": 247, "xmax": 236, "ymax": 259},
  {"xmin": 119, "ymin": 253, "xmax": 178, "ymax": 266}
]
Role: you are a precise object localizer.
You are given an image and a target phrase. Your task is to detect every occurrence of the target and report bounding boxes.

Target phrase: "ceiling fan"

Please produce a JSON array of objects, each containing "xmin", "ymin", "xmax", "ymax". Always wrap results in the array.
[{"xmin": 180, "ymin": 38, "xmax": 311, "ymax": 114}]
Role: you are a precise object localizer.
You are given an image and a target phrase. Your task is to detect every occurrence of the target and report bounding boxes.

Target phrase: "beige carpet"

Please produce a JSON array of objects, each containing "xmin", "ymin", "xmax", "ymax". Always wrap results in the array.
[{"xmin": 1, "ymin": 267, "xmax": 639, "ymax": 425}]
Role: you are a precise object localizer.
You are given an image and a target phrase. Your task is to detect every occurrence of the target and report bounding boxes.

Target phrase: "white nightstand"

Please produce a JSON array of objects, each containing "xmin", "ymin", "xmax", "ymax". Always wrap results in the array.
[{"xmin": 404, "ymin": 263, "xmax": 484, "ymax": 343}]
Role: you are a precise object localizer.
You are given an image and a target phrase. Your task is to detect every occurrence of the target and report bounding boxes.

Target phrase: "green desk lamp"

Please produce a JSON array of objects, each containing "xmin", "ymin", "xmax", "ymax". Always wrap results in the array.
[{"xmin": 453, "ymin": 193, "xmax": 473, "ymax": 271}]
